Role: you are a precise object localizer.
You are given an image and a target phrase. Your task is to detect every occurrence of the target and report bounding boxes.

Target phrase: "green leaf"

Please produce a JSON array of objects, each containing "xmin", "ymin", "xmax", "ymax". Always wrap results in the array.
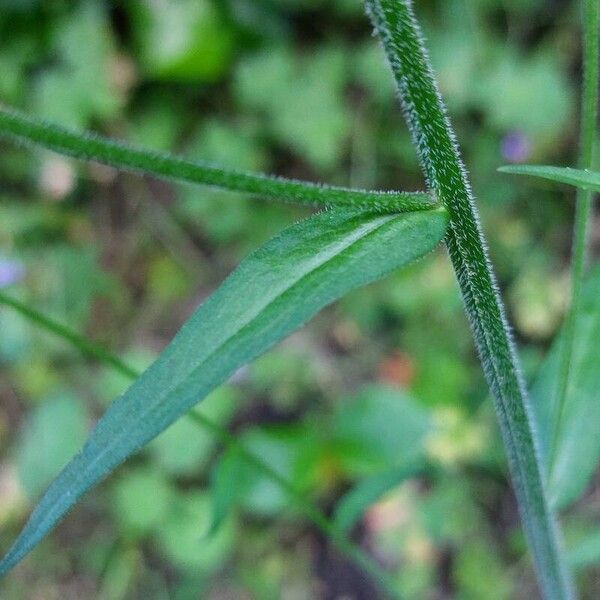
[
  {"xmin": 454, "ymin": 540, "xmax": 514, "ymax": 600},
  {"xmin": 128, "ymin": 0, "xmax": 235, "ymax": 82},
  {"xmin": 567, "ymin": 529, "xmax": 600, "ymax": 570},
  {"xmin": 110, "ymin": 467, "xmax": 174, "ymax": 538},
  {"xmin": 333, "ymin": 465, "xmax": 418, "ymax": 535},
  {"xmin": 34, "ymin": 2, "xmax": 121, "ymax": 128},
  {"xmin": 234, "ymin": 46, "xmax": 352, "ymax": 170},
  {"xmin": 0, "ymin": 106, "xmax": 434, "ymax": 215},
  {"xmin": 331, "ymin": 385, "xmax": 431, "ymax": 475},
  {"xmin": 0, "ymin": 206, "xmax": 448, "ymax": 575},
  {"xmin": 531, "ymin": 261, "xmax": 600, "ymax": 509},
  {"xmin": 211, "ymin": 423, "xmax": 319, "ymax": 530},
  {"xmin": 155, "ymin": 491, "xmax": 234, "ymax": 573},
  {"xmin": 499, "ymin": 165, "xmax": 600, "ymax": 193},
  {"xmin": 476, "ymin": 49, "xmax": 573, "ymax": 142}
]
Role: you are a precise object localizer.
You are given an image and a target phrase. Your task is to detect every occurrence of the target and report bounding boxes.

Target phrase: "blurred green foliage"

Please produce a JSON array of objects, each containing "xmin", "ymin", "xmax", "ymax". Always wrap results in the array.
[{"xmin": 0, "ymin": 0, "xmax": 598, "ymax": 598}]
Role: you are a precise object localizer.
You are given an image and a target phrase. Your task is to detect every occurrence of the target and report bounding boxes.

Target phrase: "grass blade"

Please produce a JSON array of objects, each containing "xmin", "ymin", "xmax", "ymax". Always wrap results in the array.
[
  {"xmin": 0, "ymin": 205, "xmax": 448, "ymax": 575},
  {"xmin": 531, "ymin": 261, "xmax": 600, "ymax": 509},
  {"xmin": 498, "ymin": 166, "xmax": 600, "ymax": 192},
  {"xmin": 364, "ymin": 1, "xmax": 574, "ymax": 596},
  {"xmin": 0, "ymin": 106, "xmax": 433, "ymax": 214}
]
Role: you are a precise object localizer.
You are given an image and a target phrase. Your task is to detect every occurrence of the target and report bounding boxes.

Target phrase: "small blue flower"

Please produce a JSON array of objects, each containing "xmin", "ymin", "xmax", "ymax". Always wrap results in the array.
[
  {"xmin": 501, "ymin": 131, "xmax": 532, "ymax": 163},
  {"xmin": 0, "ymin": 259, "xmax": 26, "ymax": 288}
]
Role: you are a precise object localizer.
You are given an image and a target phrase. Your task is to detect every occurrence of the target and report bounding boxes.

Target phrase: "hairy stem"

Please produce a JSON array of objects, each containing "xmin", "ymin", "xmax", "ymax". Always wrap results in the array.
[
  {"xmin": 551, "ymin": 0, "xmax": 599, "ymax": 473},
  {"xmin": 0, "ymin": 291, "xmax": 401, "ymax": 599},
  {"xmin": 0, "ymin": 106, "xmax": 431, "ymax": 215},
  {"xmin": 364, "ymin": 1, "xmax": 574, "ymax": 597}
]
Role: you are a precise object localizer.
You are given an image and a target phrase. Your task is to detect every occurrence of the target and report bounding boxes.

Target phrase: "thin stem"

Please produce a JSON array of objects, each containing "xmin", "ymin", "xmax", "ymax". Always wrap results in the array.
[
  {"xmin": 0, "ymin": 291, "xmax": 401, "ymax": 599},
  {"xmin": 0, "ymin": 291, "xmax": 139, "ymax": 380},
  {"xmin": 0, "ymin": 106, "xmax": 432, "ymax": 215},
  {"xmin": 550, "ymin": 0, "xmax": 599, "ymax": 472},
  {"xmin": 364, "ymin": 1, "xmax": 574, "ymax": 598}
]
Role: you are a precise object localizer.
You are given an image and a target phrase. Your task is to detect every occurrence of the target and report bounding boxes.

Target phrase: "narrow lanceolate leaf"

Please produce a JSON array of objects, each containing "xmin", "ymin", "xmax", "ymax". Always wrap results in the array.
[
  {"xmin": 499, "ymin": 165, "xmax": 600, "ymax": 193},
  {"xmin": 364, "ymin": 1, "xmax": 574, "ymax": 597},
  {"xmin": 0, "ymin": 206, "xmax": 448, "ymax": 575},
  {"xmin": 532, "ymin": 261, "xmax": 600, "ymax": 509},
  {"xmin": 0, "ymin": 106, "xmax": 433, "ymax": 214}
]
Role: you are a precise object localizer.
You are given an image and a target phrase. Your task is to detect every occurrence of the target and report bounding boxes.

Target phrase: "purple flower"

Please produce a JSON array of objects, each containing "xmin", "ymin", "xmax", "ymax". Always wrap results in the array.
[
  {"xmin": 0, "ymin": 259, "xmax": 26, "ymax": 288},
  {"xmin": 502, "ymin": 131, "xmax": 532, "ymax": 163}
]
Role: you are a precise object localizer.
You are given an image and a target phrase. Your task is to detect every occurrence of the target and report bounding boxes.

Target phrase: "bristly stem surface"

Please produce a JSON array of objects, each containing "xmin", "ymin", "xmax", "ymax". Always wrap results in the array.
[
  {"xmin": 364, "ymin": 1, "xmax": 574, "ymax": 597},
  {"xmin": 550, "ymin": 0, "xmax": 599, "ymax": 474},
  {"xmin": 0, "ymin": 291, "xmax": 402, "ymax": 599},
  {"xmin": 0, "ymin": 106, "xmax": 432, "ymax": 215}
]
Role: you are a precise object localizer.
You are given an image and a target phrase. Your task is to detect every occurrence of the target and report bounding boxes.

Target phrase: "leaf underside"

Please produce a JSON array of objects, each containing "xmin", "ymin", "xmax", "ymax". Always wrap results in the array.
[
  {"xmin": 0, "ymin": 206, "xmax": 448, "ymax": 574},
  {"xmin": 499, "ymin": 165, "xmax": 600, "ymax": 193}
]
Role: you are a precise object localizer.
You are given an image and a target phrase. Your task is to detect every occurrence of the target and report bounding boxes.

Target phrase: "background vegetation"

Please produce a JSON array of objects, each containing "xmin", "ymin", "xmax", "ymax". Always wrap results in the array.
[{"xmin": 0, "ymin": 0, "xmax": 597, "ymax": 598}]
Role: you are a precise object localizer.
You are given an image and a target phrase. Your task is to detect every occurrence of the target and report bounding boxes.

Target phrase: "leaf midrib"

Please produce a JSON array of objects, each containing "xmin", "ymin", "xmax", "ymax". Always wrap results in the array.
[{"xmin": 78, "ymin": 211, "xmax": 403, "ymax": 479}]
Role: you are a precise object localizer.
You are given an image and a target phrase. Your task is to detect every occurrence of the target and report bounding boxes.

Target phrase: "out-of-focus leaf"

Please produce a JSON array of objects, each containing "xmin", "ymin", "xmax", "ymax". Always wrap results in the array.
[
  {"xmin": 331, "ymin": 385, "xmax": 431, "ymax": 475},
  {"xmin": 128, "ymin": 0, "xmax": 235, "ymax": 82},
  {"xmin": 419, "ymin": 478, "xmax": 479, "ymax": 544},
  {"xmin": 353, "ymin": 42, "xmax": 395, "ymax": 104},
  {"xmin": 235, "ymin": 46, "xmax": 352, "ymax": 170},
  {"xmin": 250, "ymin": 350, "xmax": 318, "ymax": 410},
  {"xmin": 147, "ymin": 255, "xmax": 192, "ymax": 303},
  {"xmin": 499, "ymin": 165, "xmax": 600, "ymax": 192},
  {"xmin": 98, "ymin": 546, "xmax": 139, "ymax": 600},
  {"xmin": 210, "ymin": 446, "xmax": 247, "ymax": 534},
  {"xmin": 509, "ymin": 258, "xmax": 565, "ymax": 340},
  {"xmin": 567, "ymin": 530, "xmax": 600, "ymax": 571},
  {"xmin": 475, "ymin": 49, "xmax": 572, "ymax": 144},
  {"xmin": 15, "ymin": 393, "xmax": 89, "ymax": 498},
  {"xmin": 531, "ymin": 261, "xmax": 600, "ymax": 508},
  {"xmin": 333, "ymin": 466, "xmax": 418, "ymax": 535},
  {"xmin": 110, "ymin": 467, "xmax": 174, "ymax": 538},
  {"xmin": 156, "ymin": 491, "xmax": 234, "ymax": 572},
  {"xmin": 0, "ymin": 206, "xmax": 448, "ymax": 574},
  {"xmin": 429, "ymin": 28, "xmax": 479, "ymax": 114},
  {"xmin": 211, "ymin": 424, "xmax": 319, "ymax": 530},
  {"xmin": 0, "ymin": 305, "xmax": 31, "ymax": 363},
  {"xmin": 34, "ymin": 2, "xmax": 121, "ymax": 127},
  {"xmin": 453, "ymin": 540, "xmax": 513, "ymax": 600},
  {"xmin": 0, "ymin": 35, "xmax": 36, "ymax": 104}
]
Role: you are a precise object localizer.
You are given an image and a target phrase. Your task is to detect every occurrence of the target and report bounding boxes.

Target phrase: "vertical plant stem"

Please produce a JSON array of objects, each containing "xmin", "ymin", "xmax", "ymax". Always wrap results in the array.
[
  {"xmin": 0, "ymin": 292, "xmax": 401, "ymax": 599},
  {"xmin": 364, "ymin": 1, "xmax": 574, "ymax": 598},
  {"xmin": 550, "ymin": 0, "xmax": 599, "ymax": 471}
]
